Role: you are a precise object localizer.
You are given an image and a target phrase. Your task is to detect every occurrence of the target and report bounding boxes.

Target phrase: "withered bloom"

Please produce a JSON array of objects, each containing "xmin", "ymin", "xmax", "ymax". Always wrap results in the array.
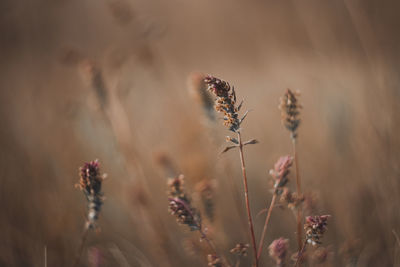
[
  {"xmin": 168, "ymin": 175, "xmax": 201, "ymax": 231},
  {"xmin": 279, "ymin": 89, "xmax": 301, "ymax": 140},
  {"xmin": 204, "ymin": 75, "xmax": 241, "ymax": 133},
  {"xmin": 304, "ymin": 215, "xmax": 330, "ymax": 246},
  {"xmin": 76, "ymin": 159, "xmax": 105, "ymax": 229},
  {"xmin": 269, "ymin": 238, "xmax": 289, "ymax": 266}
]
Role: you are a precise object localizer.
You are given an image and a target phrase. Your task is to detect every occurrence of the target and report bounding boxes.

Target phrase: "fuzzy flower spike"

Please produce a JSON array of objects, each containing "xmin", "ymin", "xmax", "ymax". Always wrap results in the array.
[
  {"xmin": 279, "ymin": 89, "xmax": 301, "ymax": 140},
  {"xmin": 269, "ymin": 238, "xmax": 289, "ymax": 267},
  {"xmin": 204, "ymin": 75, "xmax": 257, "ymax": 153},
  {"xmin": 168, "ymin": 174, "xmax": 201, "ymax": 231},
  {"xmin": 76, "ymin": 159, "xmax": 106, "ymax": 230},
  {"xmin": 304, "ymin": 215, "xmax": 330, "ymax": 246}
]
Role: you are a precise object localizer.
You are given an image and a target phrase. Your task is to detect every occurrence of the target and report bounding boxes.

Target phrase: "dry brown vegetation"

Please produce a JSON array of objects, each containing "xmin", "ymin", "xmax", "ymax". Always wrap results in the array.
[{"xmin": 1, "ymin": 0, "xmax": 400, "ymax": 266}]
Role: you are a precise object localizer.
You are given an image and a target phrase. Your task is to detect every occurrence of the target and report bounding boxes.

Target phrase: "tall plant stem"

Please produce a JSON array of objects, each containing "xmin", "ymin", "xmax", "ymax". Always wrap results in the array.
[
  {"xmin": 237, "ymin": 132, "xmax": 258, "ymax": 267},
  {"xmin": 73, "ymin": 228, "xmax": 89, "ymax": 267},
  {"xmin": 257, "ymin": 194, "xmax": 277, "ymax": 259},
  {"xmin": 292, "ymin": 138, "xmax": 302, "ymax": 251}
]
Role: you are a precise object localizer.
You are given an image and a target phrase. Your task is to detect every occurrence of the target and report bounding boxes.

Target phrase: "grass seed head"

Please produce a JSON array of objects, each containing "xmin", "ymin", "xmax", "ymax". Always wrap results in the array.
[
  {"xmin": 279, "ymin": 89, "xmax": 301, "ymax": 140},
  {"xmin": 204, "ymin": 75, "xmax": 241, "ymax": 132}
]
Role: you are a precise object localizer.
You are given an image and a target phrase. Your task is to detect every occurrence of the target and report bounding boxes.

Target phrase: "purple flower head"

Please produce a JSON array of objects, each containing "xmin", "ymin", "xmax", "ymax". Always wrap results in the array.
[
  {"xmin": 269, "ymin": 238, "xmax": 289, "ymax": 265},
  {"xmin": 305, "ymin": 215, "xmax": 330, "ymax": 246}
]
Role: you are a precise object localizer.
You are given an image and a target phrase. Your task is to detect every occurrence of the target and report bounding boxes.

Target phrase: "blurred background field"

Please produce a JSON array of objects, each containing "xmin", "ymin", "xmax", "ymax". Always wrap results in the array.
[{"xmin": 1, "ymin": 0, "xmax": 400, "ymax": 266}]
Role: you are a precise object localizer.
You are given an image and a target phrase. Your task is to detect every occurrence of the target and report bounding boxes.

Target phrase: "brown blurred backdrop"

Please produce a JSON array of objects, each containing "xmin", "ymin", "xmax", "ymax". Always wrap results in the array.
[{"xmin": 1, "ymin": 0, "xmax": 400, "ymax": 266}]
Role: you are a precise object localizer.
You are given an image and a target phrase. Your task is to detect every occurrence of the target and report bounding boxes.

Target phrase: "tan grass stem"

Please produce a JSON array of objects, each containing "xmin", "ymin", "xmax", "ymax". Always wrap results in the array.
[
  {"xmin": 237, "ymin": 132, "xmax": 258, "ymax": 267},
  {"xmin": 257, "ymin": 194, "xmax": 277, "ymax": 260},
  {"xmin": 292, "ymin": 139, "xmax": 302, "ymax": 251}
]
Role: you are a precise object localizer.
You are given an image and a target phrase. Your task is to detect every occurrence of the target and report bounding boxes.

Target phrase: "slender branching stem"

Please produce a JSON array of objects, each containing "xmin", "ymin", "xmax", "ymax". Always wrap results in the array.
[
  {"xmin": 292, "ymin": 139, "xmax": 302, "ymax": 251},
  {"xmin": 237, "ymin": 132, "xmax": 258, "ymax": 267},
  {"xmin": 73, "ymin": 228, "xmax": 89, "ymax": 267},
  {"xmin": 257, "ymin": 194, "xmax": 277, "ymax": 259}
]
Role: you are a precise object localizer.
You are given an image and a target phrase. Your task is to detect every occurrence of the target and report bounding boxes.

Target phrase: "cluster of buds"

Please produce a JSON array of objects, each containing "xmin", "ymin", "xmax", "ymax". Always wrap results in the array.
[
  {"xmin": 230, "ymin": 243, "xmax": 249, "ymax": 257},
  {"xmin": 204, "ymin": 75, "xmax": 242, "ymax": 133},
  {"xmin": 168, "ymin": 175, "xmax": 201, "ymax": 231},
  {"xmin": 268, "ymin": 238, "xmax": 289, "ymax": 266},
  {"xmin": 279, "ymin": 89, "xmax": 301, "ymax": 140},
  {"xmin": 76, "ymin": 159, "xmax": 106, "ymax": 229},
  {"xmin": 207, "ymin": 254, "xmax": 222, "ymax": 267},
  {"xmin": 304, "ymin": 215, "xmax": 330, "ymax": 246}
]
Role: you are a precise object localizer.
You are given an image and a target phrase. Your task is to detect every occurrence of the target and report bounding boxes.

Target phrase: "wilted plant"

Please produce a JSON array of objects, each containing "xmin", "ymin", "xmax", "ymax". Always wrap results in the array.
[
  {"xmin": 268, "ymin": 238, "xmax": 289, "ymax": 267},
  {"xmin": 205, "ymin": 75, "xmax": 258, "ymax": 266}
]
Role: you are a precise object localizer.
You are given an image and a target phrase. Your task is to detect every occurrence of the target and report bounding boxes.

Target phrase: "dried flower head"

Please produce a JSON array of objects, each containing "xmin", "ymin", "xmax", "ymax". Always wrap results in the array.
[
  {"xmin": 279, "ymin": 89, "xmax": 301, "ymax": 140},
  {"xmin": 269, "ymin": 156, "xmax": 293, "ymax": 193},
  {"xmin": 204, "ymin": 75, "xmax": 241, "ymax": 132},
  {"xmin": 168, "ymin": 175, "xmax": 201, "ymax": 231},
  {"xmin": 269, "ymin": 238, "xmax": 289, "ymax": 266},
  {"xmin": 76, "ymin": 159, "xmax": 105, "ymax": 229},
  {"xmin": 207, "ymin": 254, "xmax": 222, "ymax": 267},
  {"xmin": 304, "ymin": 215, "xmax": 330, "ymax": 246},
  {"xmin": 230, "ymin": 243, "xmax": 250, "ymax": 257}
]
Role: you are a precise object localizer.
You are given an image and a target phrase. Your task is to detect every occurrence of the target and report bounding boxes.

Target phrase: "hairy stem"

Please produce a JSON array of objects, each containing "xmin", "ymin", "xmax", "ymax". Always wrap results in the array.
[
  {"xmin": 257, "ymin": 194, "xmax": 277, "ymax": 259},
  {"xmin": 237, "ymin": 132, "xmax": 258, "ymax": 267},
  {"xmin": 73, "ymin": 227, "xmax": 89, "ymax": 267},
  {"xmin": 292, "ymin": 139, "xmax": 302, "ymax": 251}
]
